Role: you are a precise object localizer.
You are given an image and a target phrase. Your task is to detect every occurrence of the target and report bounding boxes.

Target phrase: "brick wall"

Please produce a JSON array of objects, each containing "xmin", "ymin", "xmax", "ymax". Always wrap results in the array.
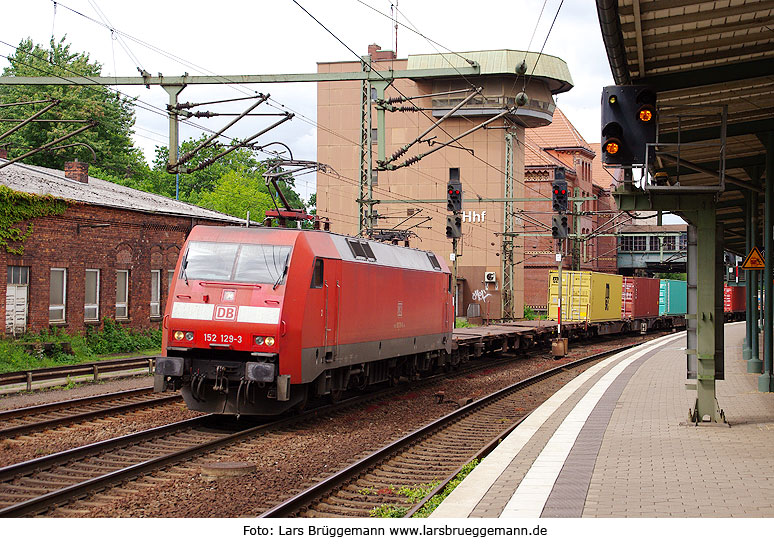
[{"xmin": 2, "ymin": 202, "xmax": 234, "ymax": 335}]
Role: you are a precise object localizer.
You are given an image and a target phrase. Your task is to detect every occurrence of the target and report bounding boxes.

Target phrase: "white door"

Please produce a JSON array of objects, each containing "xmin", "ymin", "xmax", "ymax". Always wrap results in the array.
[{"xmin": 5, "ymin": 284, "xmax": 28, "ymax": 335}]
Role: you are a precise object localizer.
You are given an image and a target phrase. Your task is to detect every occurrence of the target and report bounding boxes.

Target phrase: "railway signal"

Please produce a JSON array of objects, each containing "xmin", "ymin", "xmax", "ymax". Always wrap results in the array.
[
  {"xmin": 446, "ymin": 215, "xmax": 462, "ymax": 239},
  {"xmin": 552, "ymin": 169, "xmax": 568, "ymax": 212},
  {"xmin": 552, "ymin": 214, "xmax": 568, "ymax": 239},
  {"xmin": 447, "ymin": 181, "xmax": 462, "ymax": 212},
  {"xmin": 601, "ymin": 85, "xmax": 657, "ymax": 166}
]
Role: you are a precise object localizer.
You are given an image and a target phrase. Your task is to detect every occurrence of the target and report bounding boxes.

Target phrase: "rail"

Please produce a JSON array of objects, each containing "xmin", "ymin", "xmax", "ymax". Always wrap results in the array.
[{"xmin": 259, "ymin": 342, "xmax": 644, "ymax": 518}]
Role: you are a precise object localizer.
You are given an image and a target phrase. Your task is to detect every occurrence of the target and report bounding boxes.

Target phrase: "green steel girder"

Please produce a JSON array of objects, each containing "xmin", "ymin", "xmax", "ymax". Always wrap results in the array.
[
  {"xmin": 616, "ymin": 185, "xmax": 725, "ymax": 422},
  {"xmin": 0, "ymin": 66, "xmax": 482, "ymax": 87},
  {"xmin": 614, "ymin": 188, "xmax": 716, "ymax": 213}
]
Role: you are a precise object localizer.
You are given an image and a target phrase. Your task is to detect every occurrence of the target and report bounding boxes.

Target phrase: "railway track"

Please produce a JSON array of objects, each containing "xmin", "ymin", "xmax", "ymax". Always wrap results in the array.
[
  {"xmin": 0, "ymin": 388, "xmax": 182, "ymax": 440},
  {"xmin": 0, "ymin": 336, "xmax": 656, "ymax": 518},
  {"xmin": 260, "ymin": 343, "xmax": 638, "ymax": 518},
  {"xmin": 0, "ymin": 380, "xmax": 427, "ymax": 518}
]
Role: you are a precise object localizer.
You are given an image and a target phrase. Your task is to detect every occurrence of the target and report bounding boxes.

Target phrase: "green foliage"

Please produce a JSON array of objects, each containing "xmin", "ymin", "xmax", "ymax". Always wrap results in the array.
[
  {"xmin": 455, "ymin": 318, "xmax": 474, "ymax": 328},
  {"xmin": 151, "ymin": 136, "xmax": 265, "ymax": 201},
  {"xmin": 85, "ymin": 318, "xmax": 161, "ymax": 354},
  {"xmin": 196, "ymin": 169, "xmax": 275, "ymax": 220},
  {"xmin": 523, "ymin": 305, "xmax": 546, "ymax": 320},
  {"xmin": 370, "ymin": 504, "xmax": 408, "ymax": 518},
  {"xmin": 368, "ymin": 482, "xmax": 440, "ymax": 518},
  {"xmin": 0, "ymin": 319, "xmax": 161, "ymax": 374},
  {"xmin": 0, "ymin": 185, "xmax": 69, "ymax": 254},
  {"xmin": 0, "ymin": 37, "xmax": 144, "ymax": 178},
  {"xmin": 656, "ymin": 272, "xmax": 687, "ymax": 280},
  {"xmin": 412, "ymin": 459, "xmax": 480, "ymax": 518}
]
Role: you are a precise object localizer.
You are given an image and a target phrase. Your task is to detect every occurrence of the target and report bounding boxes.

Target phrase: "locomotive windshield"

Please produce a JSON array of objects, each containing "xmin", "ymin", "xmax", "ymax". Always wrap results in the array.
[{"xmin": 182, "ymin": 241, "xmax": 292, "ymax": 285}]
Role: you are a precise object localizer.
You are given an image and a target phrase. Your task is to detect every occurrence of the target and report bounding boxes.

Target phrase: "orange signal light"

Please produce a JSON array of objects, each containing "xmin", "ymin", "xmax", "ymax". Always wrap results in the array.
[
  {"xmin": 605, "ymin": 141, "xmax": 620, "ymax": 155},
  {"xmin": 638, "ymin": 108, "xmax": 653, "ymax": 122}
]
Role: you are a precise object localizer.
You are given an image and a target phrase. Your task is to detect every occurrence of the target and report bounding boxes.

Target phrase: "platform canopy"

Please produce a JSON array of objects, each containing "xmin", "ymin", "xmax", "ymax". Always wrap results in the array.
[{"xmin": 596, "ymin": 0, "xmax": 774, "ymax": 256}]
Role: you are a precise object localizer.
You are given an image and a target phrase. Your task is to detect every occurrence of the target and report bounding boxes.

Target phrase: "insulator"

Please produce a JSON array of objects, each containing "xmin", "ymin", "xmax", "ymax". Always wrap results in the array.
[
  {"xmin": 386, "ymin": 96, "xmax": 403, "ymax": 104},
  {"xmin": 396, "ymin": 106, "xmax": 420, "ymax": 112}
]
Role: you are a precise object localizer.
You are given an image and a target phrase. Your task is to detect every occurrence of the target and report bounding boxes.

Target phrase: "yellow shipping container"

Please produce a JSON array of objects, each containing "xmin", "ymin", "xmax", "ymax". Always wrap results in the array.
[{"xmin": 548, "ymin": 271, "xmax": 623, "ymax": 322}]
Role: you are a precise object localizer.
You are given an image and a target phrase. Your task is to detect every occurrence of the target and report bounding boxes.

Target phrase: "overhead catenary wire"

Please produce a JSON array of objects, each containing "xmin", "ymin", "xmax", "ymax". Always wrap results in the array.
[{"xmin": 17, "ymin": 1, "xmax": 588, "ymax": 246}]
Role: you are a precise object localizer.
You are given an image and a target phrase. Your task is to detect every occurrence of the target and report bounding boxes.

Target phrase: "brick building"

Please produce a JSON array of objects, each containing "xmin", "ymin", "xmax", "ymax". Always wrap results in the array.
[
  {"xmin": 522, "ymin": 110, "xmax": 627, "ymax": 311},
  {"xmin": 1, "ymin": 158, "xmax": 241, "ymax": 335},
  {"xmin": 316, "ymin": 46, "xmax": 573, "ymax": 321}
]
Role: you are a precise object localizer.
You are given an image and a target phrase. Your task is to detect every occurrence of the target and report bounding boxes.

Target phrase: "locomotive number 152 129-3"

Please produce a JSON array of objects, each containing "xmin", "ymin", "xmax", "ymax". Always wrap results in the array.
[{"xmin": 203, "ymin": 333, "xmax": 243, "ymax": 344}]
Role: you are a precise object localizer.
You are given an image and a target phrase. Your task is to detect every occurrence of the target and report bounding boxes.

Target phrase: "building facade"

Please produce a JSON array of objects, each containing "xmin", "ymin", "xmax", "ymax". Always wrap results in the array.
[
  {"xmin": 521, "ymin": 111, "xmax": 628, "ymax": 311},
  {"xmin": 2, "ymin": 159, "xmax": 241, "ymax": 335},
  {"xmin": 316, "ymin": 45, "xmax": 573, "ymax": 321}
]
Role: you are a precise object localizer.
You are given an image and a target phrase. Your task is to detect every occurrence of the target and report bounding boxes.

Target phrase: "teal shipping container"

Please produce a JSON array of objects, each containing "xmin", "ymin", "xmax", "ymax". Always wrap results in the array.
[{"xmin": 659, "ymin": 279, "xmax": 687, "ymax": 316}]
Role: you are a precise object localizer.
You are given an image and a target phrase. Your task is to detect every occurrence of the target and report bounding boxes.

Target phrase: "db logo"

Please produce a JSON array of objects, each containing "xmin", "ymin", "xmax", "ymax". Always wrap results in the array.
[{"xmin": 214, "ymin": 306, "xmax": 236, "ymax": 321}]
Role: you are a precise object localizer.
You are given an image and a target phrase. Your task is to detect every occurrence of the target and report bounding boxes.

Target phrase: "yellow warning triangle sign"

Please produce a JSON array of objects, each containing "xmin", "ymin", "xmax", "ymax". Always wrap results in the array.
[{"xmin": 741, "ymin": 246, "xmax": 765, "ymax": 270}]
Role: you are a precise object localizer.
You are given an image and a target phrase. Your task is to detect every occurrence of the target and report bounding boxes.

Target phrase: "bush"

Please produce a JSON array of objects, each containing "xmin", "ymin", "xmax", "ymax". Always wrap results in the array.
[
  {"xmin": 0, "ymin": 319, "xmax": 161, "ymax": 374},
  {"xmin": 455, "ymin": 318, "xmax": 475, "ymax": 328},
  {"xmin": 86, "ymin": 318, "xmax": 161, "ymax": 354}
]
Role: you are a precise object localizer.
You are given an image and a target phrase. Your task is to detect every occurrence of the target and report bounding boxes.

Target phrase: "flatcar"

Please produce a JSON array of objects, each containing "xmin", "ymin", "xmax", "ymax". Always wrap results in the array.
[{"xmin": 154, "ymin": 225, "xmax": 453, "ymax": 415}]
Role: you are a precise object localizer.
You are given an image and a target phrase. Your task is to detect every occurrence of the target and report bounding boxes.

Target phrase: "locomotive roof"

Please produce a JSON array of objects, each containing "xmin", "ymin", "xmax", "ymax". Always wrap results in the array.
[{"xmin": 188, "ymin": 225, "xmax": 450, "ymax": 274}]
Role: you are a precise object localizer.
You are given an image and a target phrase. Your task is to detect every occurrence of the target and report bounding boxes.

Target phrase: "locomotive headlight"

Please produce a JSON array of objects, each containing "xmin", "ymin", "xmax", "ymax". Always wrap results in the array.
[
  {"xmin": 264, "ymin": 337, "xmax": 275, "ymax": 347},
  {"xmin": 254, "ymin": 336, "xmax": 265, "ymax": 345},
  {"xmin": 174, "ymin": 331, "xmax": 185, "ymax": 341},
  {"xmin": 184, "ymin": 331, "xmax": 194, "ymax": 341}
]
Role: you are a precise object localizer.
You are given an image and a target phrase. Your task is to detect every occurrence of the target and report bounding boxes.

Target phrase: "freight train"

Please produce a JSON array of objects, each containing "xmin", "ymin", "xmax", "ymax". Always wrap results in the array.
[
  {"xmin": 154, "ymin": 225, "xmax": 453, "ymax": 415},
  {"xmin": 154, "ymin": 226, "xmax": 745, "ymax": 416}
]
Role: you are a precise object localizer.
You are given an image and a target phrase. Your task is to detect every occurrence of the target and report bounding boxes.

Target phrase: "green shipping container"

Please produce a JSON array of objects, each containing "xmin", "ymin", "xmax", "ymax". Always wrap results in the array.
[
  {"xmin": 548, "ymin": 271, "xmax": 623, "ymax": 322},
  {"xmin": 658, "ymin": 279, "xmax": 687, "ymax": 316}
]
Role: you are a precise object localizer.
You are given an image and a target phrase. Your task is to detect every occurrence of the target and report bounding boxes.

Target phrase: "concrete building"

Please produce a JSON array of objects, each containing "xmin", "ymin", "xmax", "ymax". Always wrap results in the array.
[
  {"xmin": 1, "ymin": 158, "xmax": 241, "ymax": 335},
  {"xmin": 316, "ymin": 45, "xmax": 573, "ymax": 321}
]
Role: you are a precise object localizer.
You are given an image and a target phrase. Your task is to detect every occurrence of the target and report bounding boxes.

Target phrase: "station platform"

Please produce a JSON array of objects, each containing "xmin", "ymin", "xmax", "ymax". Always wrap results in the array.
[{"xmin": 431, "ymin": 322, "xmax": 774, "ymax": 518}]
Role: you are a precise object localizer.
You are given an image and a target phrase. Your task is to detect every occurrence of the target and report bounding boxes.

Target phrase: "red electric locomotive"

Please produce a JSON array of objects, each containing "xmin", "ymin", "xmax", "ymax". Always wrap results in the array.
[{"xmin": 154, "ymin": 225, "xmax": 453, "ymax": 415}]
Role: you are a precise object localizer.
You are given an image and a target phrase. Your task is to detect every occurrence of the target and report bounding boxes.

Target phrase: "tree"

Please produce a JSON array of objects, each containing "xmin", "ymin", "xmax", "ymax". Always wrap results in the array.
[
  {"xmin": 196, "ymin": 169, "xmax": 275, "ymax": 220},
  {"xmin": 0, "ymin": 37, "xmax": 144, "ymax": 177},
  {"xmin": 151, "ymin": 135, "xmax": 264, "ymax": 200}
]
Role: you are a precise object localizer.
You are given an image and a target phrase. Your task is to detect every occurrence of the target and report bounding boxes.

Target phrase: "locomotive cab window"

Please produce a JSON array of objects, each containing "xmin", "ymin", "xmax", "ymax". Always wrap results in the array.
[
  {"xmin": 311, "ymin": 259, "xmax": 324, "ymax": 288},
  {"xmin": 181, "ymin": 242, "xmax": 292, "ymax": 285}
]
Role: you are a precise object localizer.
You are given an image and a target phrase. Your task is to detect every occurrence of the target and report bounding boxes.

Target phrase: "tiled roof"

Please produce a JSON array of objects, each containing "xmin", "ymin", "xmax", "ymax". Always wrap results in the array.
[
  {"xmin": 589, "ymin": 143, "xmax": 620, "ymax": 189},
  {"xmin": 0, "ymin": 160, "xmax": 243, "ymax": 224},
  {"xmin": 524, "ymin": 108, "xmax": 593, "ymax": 168}
]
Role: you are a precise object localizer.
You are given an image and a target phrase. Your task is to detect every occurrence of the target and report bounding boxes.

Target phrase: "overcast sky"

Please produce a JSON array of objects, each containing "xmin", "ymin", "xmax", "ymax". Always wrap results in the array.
[{"xmin": 0, "ymin": 0, "xmax": 615, "ymax": 200}]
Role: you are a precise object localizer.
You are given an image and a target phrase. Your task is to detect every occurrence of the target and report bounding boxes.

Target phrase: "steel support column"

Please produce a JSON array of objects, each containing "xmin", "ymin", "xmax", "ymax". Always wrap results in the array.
[
  {"xmin": 761, "ymin": 133, "xmax": 774, "ymax": 392},
  {"xmin": 748, "ymin": 187, "xmax": 763, "ymax": 373},
  {"xmin": 358, "ymin": 56, "xmax": 372, "ymax": 234},
  {"xmin": 616, "ymin": 188, "xmax": 724, "ymax": 422},
  {"xmin": 502, "ymin": 131, "xmax": 516, "ymax": 320},
  {"xmin": 743, "ymin": 190, "xmax": 752, "ymax": 361},
  {"xmin": 163, "ymin": 84, "xmax": 186, "ymax": 171},
  {"xmin": 688, "ymin": 206, "xmax": 725, "ymax": 423}
]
